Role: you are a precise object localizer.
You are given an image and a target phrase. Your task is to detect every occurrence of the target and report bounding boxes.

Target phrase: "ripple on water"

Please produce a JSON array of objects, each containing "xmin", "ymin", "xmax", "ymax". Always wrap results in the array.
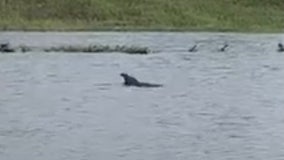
[
  {"xmin": 93, "ymin": 83, "xmax": 112, "ymax": 90},
  {"xmin": 262, "ymin": 64, "xmax": 281, "ymax": 71},
  {"xmin": 0, "ymin": 128, "xmax": 51, "ymax": 138}
]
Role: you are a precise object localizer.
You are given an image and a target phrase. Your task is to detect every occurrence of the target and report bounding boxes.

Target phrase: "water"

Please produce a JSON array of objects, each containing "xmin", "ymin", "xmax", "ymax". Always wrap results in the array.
[{"xmin": 0, "ymin": 32, "xmax": 284, "ymax": 160}]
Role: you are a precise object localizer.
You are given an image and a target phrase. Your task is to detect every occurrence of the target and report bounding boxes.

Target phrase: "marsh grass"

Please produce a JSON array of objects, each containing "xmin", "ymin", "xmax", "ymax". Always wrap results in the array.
[{"xmin": 1, "ymin": 0, "xmax": 284, "ymax": 32}]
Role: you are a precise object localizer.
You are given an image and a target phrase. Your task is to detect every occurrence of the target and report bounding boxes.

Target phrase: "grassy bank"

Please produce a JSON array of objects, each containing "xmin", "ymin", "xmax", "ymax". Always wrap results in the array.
[{"xmin": 0, "ymin": 0, "xmax": 284, "ymax": 32}]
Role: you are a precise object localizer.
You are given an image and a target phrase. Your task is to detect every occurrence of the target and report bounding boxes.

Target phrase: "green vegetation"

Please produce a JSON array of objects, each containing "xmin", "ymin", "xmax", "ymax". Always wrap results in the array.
[{"xmin": 1, "ymin": 0, "xmax": 284, "ymax": 32}]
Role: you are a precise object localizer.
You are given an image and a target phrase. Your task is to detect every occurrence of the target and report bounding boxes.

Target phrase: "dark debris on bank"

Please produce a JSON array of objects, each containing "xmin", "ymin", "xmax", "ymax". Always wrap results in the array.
[{"xmin": 0, "ymin": 43, "xmax": 150, "ymax": 54}]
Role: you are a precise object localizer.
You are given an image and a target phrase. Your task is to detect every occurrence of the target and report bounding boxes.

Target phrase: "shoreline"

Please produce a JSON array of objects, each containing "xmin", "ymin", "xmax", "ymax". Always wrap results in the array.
[{"xmin": 1, "ymin": 27, "xmax": 283, "ymax": 33}]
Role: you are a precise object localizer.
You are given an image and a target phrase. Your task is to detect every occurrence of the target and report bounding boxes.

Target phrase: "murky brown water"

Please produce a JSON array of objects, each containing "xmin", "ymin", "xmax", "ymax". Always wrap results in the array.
[{"xmin": 1, "ymin": 32, "xmax": 284, "ymax": 160}]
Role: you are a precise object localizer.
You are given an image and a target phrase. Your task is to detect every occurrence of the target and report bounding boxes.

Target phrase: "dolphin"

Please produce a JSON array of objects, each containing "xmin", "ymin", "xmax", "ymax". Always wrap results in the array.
[{"xmin": 120, "ymin": 73, "xmax": 163, "ymax": 88}]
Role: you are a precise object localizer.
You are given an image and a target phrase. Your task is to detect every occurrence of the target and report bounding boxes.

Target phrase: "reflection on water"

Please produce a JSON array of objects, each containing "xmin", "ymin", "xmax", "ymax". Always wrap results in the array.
[{"xmin": 0, "ymin": 32, "xmax": 284, "ymax": 160}]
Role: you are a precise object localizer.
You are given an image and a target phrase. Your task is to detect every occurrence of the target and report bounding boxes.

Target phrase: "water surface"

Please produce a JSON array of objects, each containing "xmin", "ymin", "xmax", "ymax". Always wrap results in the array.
[{"xmin": 1, "ymin": 32, "xmax": 284, "ymax": 160}]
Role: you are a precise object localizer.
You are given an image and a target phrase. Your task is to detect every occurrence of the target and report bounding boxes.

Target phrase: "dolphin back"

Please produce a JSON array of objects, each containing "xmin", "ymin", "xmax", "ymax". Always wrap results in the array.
[{"xmin": 137, "ymin": 82, "xmax": 163, "ymax": 88}]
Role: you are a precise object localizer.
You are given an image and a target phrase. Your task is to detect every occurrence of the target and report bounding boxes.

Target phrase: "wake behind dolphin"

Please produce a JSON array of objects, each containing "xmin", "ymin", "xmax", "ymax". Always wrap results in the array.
[{"xmin": 120, "ymin": 73, "xmax": 163, "ymax": 88}]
